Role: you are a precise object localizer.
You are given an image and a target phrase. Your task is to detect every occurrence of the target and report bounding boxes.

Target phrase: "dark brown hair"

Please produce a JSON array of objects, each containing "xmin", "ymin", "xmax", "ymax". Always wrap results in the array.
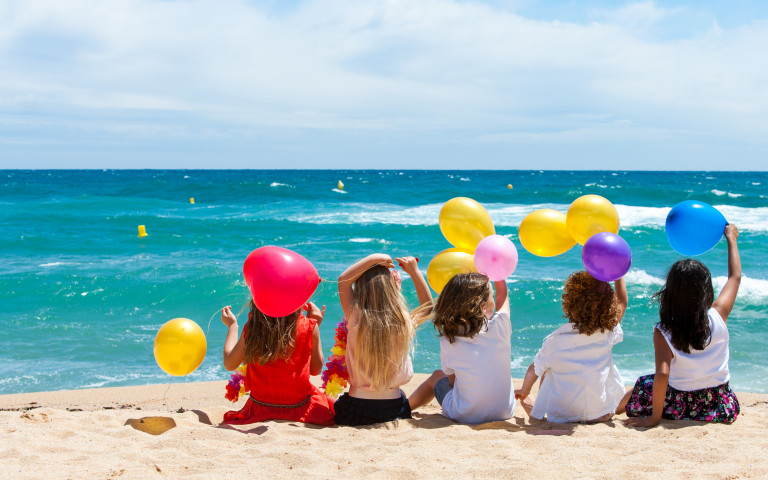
[
  {"xmin": 562, "ymin": 271, "xmax": 620, "ymax": 335},
  {"xmin": 433, "ymin": 273, "xmax": 491, "ymax": 344},
  {"xmin": 654, "ymin": 259, "xmax": 714, "ymax": 353},
  {"xmin": 243, "ymin": 300, "xmax": 300, "ymax": 365}
]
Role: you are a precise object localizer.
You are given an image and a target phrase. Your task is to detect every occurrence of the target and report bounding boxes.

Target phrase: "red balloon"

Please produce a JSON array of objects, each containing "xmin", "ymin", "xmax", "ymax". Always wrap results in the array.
[{"xmin": 243, "ymin": 246, "xmax": 320, "ymax": 317}]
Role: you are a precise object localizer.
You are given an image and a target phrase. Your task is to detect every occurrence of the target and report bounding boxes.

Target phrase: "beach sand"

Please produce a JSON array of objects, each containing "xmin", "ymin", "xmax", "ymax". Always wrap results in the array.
[{"xmin": 2, "ymin": 375, "xmax": 767, "ymax": 479}]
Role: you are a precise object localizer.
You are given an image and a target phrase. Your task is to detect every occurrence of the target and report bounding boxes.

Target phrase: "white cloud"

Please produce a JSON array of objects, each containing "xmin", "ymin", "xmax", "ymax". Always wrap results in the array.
[{"xmin": 0, "ymin": 0, "xmax": 767, "ymax": 167}]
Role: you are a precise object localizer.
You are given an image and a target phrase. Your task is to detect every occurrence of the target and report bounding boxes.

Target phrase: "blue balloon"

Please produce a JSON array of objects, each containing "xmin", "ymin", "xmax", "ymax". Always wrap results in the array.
[
  {"xmin": 582, "ymin": 232, "xmax": 632, "ymax": 282},
  {"xmin": 666, "ymin": 200, "xmax": 727, "ymax": 256}
]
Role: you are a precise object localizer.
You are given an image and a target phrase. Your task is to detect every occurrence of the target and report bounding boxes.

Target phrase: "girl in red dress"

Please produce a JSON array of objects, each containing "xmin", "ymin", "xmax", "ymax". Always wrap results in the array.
[{"xmin": 220, "ymin": 301, "xmax": 335, "ymax": 426}]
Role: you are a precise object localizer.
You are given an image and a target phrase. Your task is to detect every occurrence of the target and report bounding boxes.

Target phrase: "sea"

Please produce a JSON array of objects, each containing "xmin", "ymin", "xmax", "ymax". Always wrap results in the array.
[{"xmin": 1, "ymin": 170, "xmax": 767, "ymax": 395}]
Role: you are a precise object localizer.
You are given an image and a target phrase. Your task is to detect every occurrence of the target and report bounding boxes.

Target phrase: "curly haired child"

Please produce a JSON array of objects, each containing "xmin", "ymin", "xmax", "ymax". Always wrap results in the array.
[
  {"xmin": 408, "ymin": 272, "xmax": 515, "ymax": 424},
  {"xmin": 619, "ymin": 224, "xmax": 741, "ymax": 428},
  {"xmin": 515, "ymin": 272, "xmax": 628, "ymax": 423}
]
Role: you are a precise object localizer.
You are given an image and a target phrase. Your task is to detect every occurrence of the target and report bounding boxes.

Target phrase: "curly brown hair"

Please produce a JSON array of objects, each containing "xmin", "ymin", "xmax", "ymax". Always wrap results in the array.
[
  {"xmin": 433, "ymin": 273, "xmax": 491, "ymax": 344},
  {"xmin": 561, "ymin": 271, "xmax": 620, "ymax": 335}
]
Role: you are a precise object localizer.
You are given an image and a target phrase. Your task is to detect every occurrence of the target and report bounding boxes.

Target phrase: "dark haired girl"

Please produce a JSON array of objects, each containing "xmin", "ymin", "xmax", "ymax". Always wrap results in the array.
[{"xmin": 618, "ymin": 224, "xmax": 741, "ymax": 427}]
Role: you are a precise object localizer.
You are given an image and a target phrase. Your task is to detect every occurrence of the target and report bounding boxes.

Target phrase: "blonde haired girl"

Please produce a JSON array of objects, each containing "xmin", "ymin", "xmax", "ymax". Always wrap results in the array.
[{"xmin": 334, "ymin": 254, "xmax": 432, "ymax": 426}]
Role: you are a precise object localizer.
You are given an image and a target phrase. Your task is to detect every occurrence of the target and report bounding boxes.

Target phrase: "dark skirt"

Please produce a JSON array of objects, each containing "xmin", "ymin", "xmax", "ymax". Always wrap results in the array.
[
  {"xmin": 334, "ymin": 393, "xmax": 412, "ymax": 426},
  {"xmin": 625, "ymin": 374, "xmax": 740, "ymax": 423}
]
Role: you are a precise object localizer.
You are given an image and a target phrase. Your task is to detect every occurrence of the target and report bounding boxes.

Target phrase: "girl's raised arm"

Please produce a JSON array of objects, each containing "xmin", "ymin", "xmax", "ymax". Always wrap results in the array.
[
  {"xmin": 712, "ymin": 224, "xmax": 741, "ymax": 323},
  {"xmin": 614, "ymin": 277, "xmax": 628, "ymax": 322},
  {"xmin": 494, "ymin": 280, "xmax": 510, "ymax": 316},
  {"xmin": 222, "ymin": 306, "xmax": 245, "ymax": 371},
  {"xmin": 306, "ymin": 302, "xmax": 326, "ymax": 375},
  {"xmin": 338, "ymin": 254, "xmax": 394, "ymax": 318},
  {"xmin": 396, "ymin": 256, "xmax": 432, "ymax": 306}
]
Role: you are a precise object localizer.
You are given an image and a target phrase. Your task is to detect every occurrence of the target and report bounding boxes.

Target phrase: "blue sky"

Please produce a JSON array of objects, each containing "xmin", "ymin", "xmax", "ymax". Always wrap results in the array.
[{"xmin": 1, "ymin": 0, "xmax": 767, "ymax": 170}]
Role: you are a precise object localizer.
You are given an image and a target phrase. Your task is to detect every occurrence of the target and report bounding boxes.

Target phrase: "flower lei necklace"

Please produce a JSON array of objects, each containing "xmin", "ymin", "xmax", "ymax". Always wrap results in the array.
[
  {"xmin": 320, "ymin": 318, "xmax": 349, "ymax": 398},
  {"xmin": 225, "ymin": 364, "xmax": 248, "ymax": 402}
]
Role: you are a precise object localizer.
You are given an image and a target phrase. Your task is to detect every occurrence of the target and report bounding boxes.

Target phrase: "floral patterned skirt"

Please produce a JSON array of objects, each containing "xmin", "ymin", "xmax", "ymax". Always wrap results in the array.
[{"xmin": 625, "ymin": 374, "xmax": 739, "ymax": 423}]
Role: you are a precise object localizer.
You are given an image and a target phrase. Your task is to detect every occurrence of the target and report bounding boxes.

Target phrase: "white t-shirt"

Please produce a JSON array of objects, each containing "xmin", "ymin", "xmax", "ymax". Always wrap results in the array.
[
  {"xmin": 440, "ymin": 311, "xmax": 515, "ymax": 424},
  {"xmin": 658, "ymin": 308, "xmax": 730, "ymax": 391},
  {"xmin": 530, "ymin": 323, "xmax": 625, "ymax": 423}
]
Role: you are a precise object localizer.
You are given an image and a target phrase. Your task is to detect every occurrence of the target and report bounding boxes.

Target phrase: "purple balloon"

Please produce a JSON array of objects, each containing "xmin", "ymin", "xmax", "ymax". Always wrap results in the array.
[
  {"xmin": 582, "ymin": 232, "xmax": 631, "ymax": 282},
  {"xmin": 474, "ymin": 235, "xmax": 519, "ymax": 281}
]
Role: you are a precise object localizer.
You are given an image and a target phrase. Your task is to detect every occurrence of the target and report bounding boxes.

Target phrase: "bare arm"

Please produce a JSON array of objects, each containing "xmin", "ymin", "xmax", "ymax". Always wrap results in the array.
[
  {"xmin": 396, "ymin": 256, "xmax": 432, "ymax": 306},
  {"xmin": 625, "ymin": 328, "xmax": 672, "ymax": 428},
  {"xmin": 338, "ymin": 254, "xmax": 394, "ymax": 318},
  {"xmin": 305, "ymin": 302, "xmax": 326, "ymax": 376},
  {"xmin": 514, "ymin": 362, "xmax": 539, "ymax": 400},
  {"xmin": 310, "ymin": 325, "xmax": 324, "ymax": 376},
  {"xmin": 712, "ymin": 224, "xmax": 741, "ymax": 323},
  {"xmin": 221, "ymin": 306, "xmax": 245, "ymax": 371},
  {"xmin": 494, "ymin": 280, "xmax": 510, "ymax": 316},
  {"xmin": 614, "ymin": 277, "xmax": 628, "ymax": 323}
]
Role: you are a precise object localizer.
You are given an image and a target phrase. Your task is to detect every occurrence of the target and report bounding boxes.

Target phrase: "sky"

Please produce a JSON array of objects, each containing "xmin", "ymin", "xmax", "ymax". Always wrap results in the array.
[{"xmin": 1, "ymin": 0, "xmax": 767, "ymax": 170}]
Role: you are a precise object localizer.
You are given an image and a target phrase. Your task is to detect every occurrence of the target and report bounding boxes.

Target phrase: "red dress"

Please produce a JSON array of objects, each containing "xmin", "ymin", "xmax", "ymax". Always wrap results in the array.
[{"xmin": 222, "ymin": 315, "xmax": 335, "ymax": 426}]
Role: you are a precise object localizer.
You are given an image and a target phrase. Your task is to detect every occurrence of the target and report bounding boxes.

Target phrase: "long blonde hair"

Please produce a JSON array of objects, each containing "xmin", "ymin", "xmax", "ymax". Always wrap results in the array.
[
  {"xmin": 350, "ymin": 265, "xmax": 414, "ymax": 391},
  {"xmin": 243, "ymin": 300, "xmax": 301, "ymax": 365}
]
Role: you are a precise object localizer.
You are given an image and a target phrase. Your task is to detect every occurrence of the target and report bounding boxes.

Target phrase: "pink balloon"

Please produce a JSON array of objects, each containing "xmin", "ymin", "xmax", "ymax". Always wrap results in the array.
[
  {"xmin": 243, "ymin": 246, "xmax": 320, "ymax": 317},
  {"xmin": 474, "ymin": 235, "xmax": 519, "ymax": 281}
]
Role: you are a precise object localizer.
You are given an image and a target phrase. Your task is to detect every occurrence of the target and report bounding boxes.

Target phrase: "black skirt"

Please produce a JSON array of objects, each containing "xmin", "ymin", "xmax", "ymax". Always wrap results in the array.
[{"xmin": 334, "ymin": 392, "xmax": 412, "ymax": 426}]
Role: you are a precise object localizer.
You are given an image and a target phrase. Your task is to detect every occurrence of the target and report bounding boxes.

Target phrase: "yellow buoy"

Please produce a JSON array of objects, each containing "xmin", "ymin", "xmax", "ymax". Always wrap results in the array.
[
  {"xmin": 138, "ymin": 225, "xmax": 148, "ymax": 237},
  {"xmin": 189, "ymin": 197, "xmax": 195, "ymax": 204},
  {"xmin": 507, "ymin": 184, "xmax": 513, "ymax": 189},
  {"xmin": 337, "ymin": 180, "xmax": 344, "ymax": 190}
]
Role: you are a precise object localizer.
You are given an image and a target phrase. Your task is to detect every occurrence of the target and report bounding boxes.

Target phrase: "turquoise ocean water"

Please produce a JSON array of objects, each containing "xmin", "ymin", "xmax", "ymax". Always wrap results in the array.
[{"xmin": 1, "ymin": 170, "xmax": 767, "ymax": 394}]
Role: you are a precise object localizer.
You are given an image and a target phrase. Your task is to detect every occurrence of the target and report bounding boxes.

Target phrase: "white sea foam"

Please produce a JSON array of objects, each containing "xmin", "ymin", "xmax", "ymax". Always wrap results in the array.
[
  {"xmin": 714, "ymin": 205, "xmax": 768, "ymax": 232},
  {"xmin": 614, "ymin": 205, "xmax": 669, "ymax": 228},
  {"xmin": 286, "ymin": 202, "xmax": 768, "ymax": 232},
  {"xmin": 270, "ymin": 182, "xmax": 292, "ymax": 188},
  {"xmin": 348, "ymin": 238, "xmax": 390, "ymax": 244},
  {"xmin": 39, "ymin": 262, "xmax": 74, "ymax": 267},
  {"xmin": 711, "ymin": 189, "xmax": 743, "ymax": 198},
  {"xmin": 713, "ymin": 275, "xmax": 768, "ymax": 303},
  {"xmin": 332, "ymin": 188, "xmax": 347, "ymax": 194},
  {"xmin": 624, "ymin": 269, "xmax": 665, "ymax": 287}
]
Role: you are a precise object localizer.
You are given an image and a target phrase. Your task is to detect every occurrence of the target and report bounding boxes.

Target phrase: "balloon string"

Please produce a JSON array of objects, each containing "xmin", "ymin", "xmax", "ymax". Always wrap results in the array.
[
  {"xmin": 206, "ymin": 304, "xmax": 248, "ymax": 338},
  {"xmin": 162, "ymin": 376, "xmax": 173, "ymax": 409}
]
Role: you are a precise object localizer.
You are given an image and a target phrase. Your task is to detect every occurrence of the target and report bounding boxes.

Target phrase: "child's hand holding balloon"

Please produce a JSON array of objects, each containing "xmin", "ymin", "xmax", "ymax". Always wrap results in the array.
[
  {"xmin": 305, "ymin": 302, "xmax": 326, "ymax": 326},
  {"xmin": 396, "ymin": 256, "xmax": 420, "ymax": 275},
  {"xmin": 221, "ymin": 306, "xmax": 237, "ymax": 327}
]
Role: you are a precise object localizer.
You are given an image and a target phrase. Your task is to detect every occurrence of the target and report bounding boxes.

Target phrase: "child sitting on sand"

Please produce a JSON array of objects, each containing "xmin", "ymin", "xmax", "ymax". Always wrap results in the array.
[
  {"xmin": 334, "ymin": 254, "xmax": 432, "ymax": 426},
  {"xmin": 409, "ymin": 273, "xmax": 515, "ymax": 424},
  {"xmin": 220, "ymin": 301, "xmax": 335, "ymax": 426},
  {"xmin": 515, "ymin": 272, "xmax": 628, "ymax": 423},
  {"xmin": 619, "ymin": 224, "xmax": 741, "ymax": 427}
]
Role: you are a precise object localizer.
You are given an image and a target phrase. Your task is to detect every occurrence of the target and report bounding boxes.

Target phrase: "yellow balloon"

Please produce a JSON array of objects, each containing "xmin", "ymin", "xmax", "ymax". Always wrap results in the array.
[
  {"xmin": 566, "ymin": 195, "xmax": 620, "ymax": 245},
  {"xmin": 439, "ymin": 197, "xmax": 496, "ymax": 251},
  {"xmin": 519, "ymin": 209, "xmax": 576, "ymax": 257},
  {"xmin": 427, "ymin": 248, "xmax": 477, "ymax": 294},
  {"xmin": 154, "ymin": 318, "xmax": 207, "ymax": 376}
]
